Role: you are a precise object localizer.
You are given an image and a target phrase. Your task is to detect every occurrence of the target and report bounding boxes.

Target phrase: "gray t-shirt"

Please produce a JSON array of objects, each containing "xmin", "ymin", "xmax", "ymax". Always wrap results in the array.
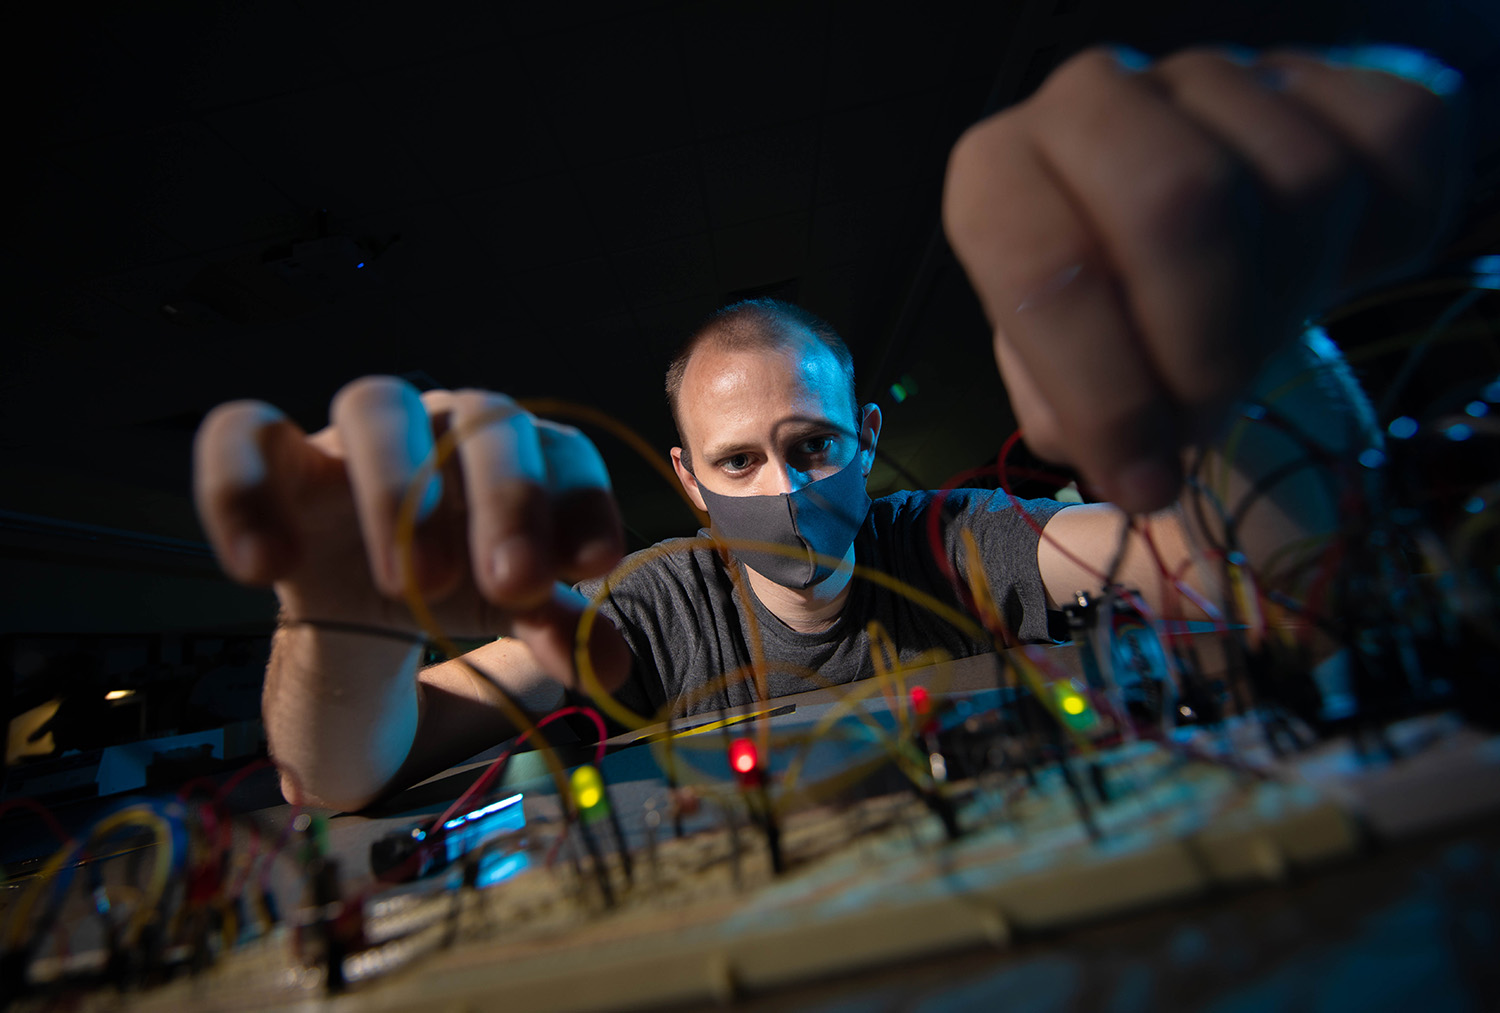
[{"xmin": 577, "ymin": 489, "xmax": 1068, "ymax": 720}]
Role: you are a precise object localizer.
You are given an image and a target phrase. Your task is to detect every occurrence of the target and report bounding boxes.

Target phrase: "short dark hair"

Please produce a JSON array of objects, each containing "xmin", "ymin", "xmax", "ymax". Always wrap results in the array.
[{"xmin": 666, "ymin": 299, "xmax": 858, "ymax": 472}]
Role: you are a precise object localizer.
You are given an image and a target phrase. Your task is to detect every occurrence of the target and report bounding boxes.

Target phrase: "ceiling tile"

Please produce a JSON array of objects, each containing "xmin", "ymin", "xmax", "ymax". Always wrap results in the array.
[
  {"xmin": 576, "ymin": 149, "xmax": 709, "ymax": 252},
  {"xmin": 816, "ymin": 96, "xmax": 938, "ymax": 201},
  {"xmin": 465, "ymin": 174, "xmax": 601, "ymax": 272},
  {"xmin": 365, "ymin": 49, "xmax": 567, "ymax": 196},
  {"xmin": 511, "ymin": 257, "xmax": 629, "ymax": 329},
  {"xmin": 47, "ymin": 121, "xmax": 301, "ymax": 255},
  {"xmin": 305, "ymin": 0, "xmax": 512, "ymax": 72},
  {"xmin": 676, "ymin": 1, "xmax": 829, "ymax": 138},
  {"xmin": 206, "ymin": 81, "xmax": 437, "ymax": 219},
  {"xmin": 612, "ymin": 234, "xmax": 718, "ymax": 311},
  {"xmin": 810, "ymin": 190, "xmax": 908, "ymax": 267},
  {"xmin": 712, "ymin": 211, "xmax": 810, "ymax": 294},
  {"xmin": 168, "ymin": 1, "xmax": 344, "ymax": 110},
  {"xmin": 519, "ymin": 13, "xmax": 692, "ymax": 165},
  {"xmin": 821, "ymin": 1, "xmax": 960, "ymax": 110},
  {"xmin": 633, "ymin": 296, "xmax": 722, "ymax": 362},
  {"xmin": 18, "ymin": 156, "xmax": 191, "ymax": 279},
  {"xmin": 698, "ymin": 122, "xmax": 819, "ymax": 228}
]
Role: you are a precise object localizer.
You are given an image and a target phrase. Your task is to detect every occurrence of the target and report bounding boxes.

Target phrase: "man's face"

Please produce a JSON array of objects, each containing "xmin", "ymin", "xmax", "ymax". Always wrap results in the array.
[{"xmin": 672, "ymin": 333, "xmax": 872, "ymax": 509}]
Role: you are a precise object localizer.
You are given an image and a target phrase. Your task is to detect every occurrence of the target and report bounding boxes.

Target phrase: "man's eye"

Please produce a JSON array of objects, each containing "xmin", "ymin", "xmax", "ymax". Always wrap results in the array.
[
  {"xmin": 722, "ymin": 454, "xmax": 752, "ymax": 472},
  {"xmin": 795, "ymin": 437, "xmax": 832, "ymax": 456}
]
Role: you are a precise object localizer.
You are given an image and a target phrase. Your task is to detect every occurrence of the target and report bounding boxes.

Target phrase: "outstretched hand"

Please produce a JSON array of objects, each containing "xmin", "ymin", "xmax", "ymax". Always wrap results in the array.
[
  {"xmin": 944, "ymin": 46, "xmax": 1462, "ymax": 513},
  {"xmin": 193, "ymin": 377, "xmax": 630, "ymax": 688}
]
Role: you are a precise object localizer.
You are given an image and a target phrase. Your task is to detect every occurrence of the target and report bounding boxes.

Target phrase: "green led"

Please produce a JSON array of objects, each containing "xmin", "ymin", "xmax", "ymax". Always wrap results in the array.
[{"xmin": 889, "ymin": 382, "xmax": 907, "ymax": 403}]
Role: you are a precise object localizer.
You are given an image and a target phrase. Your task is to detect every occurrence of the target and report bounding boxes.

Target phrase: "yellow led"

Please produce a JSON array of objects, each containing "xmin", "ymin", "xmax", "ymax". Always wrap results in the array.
[
  {"xmin": 571, "ymin": 764, "xmax": 605, "ymax": 813},
  {"xmin": 1061, "ymin": 693, "xmax": 1086, "ymax": 716}
]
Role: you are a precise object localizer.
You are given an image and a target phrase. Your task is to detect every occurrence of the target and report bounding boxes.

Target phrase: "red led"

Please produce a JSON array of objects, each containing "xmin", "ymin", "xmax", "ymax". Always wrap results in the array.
[
  {"xmin": 910, "ymin": 685, "xmax": 931, "ymax": 717},
  {"xmin": 729, "ymin": 737, "xmax": 759, "ymax": 776}
]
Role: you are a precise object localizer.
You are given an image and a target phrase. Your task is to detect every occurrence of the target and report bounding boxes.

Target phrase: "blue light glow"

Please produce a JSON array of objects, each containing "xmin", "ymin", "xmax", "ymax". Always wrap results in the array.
[
  {"xmin": 1468, "ymin": 401, "xmax": 1490, "ymax": 418},
  {"xmin": 355, "ymin": 262, "xmax": 365, "ymax": 269},
  {"xmin": 1446, "ymin": 423, "xmax": 1473, "ymax": 442},
  {"xmin": 443, "ymin": 792, "xmax": 523, "ymax": 830},
  {"xmin": 1387, "ymin": 416, "xmax": 1418, "ymax": 439},
  {"xmin": 1358, "ymin": 448, "xmax": 1386, "ymax": 469},
  {"xmin": 1485, "ymin": 380, "xmax": 1500, "ymax": 403},
  {"xmin": 1464, "ymin": 496, "xmax": 1486, "ymax": 515},
  {"xmin": 889, "ymin": 383, "xmax": 907, "ymax": 403}
]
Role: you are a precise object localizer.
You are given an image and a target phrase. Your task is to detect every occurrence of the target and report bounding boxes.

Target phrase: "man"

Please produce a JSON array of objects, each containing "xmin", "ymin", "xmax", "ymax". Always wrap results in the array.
[{"xmin": 193, "ymin": 47, "xmax": 1460, "ymax": 810}]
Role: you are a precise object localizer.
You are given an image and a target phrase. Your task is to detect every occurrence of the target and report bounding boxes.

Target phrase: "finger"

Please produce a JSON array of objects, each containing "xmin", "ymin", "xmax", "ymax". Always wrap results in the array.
[
  {"xmin": 331, "ymin": 376, "xmax": 447, "ymax": 598},
  {"xmin": 945, "ymin": 77, "xmax": 1183, "ymax": 511},
  {"xmin": 1030, "ymin": 49, "xmax": 1266, "ymax": 419},
  {"xmin": 1258, "ymin": 47, "xmax": 1462, "ymax": 286},
  {"xmin": 193, "ymin": 400, "xmax": 309, "ymax": 584},
  {"xmin": 536, "ymin": 420, "xmax": 625, "ymax": 581},
  {"xmin": 510, "ymin": 584, "xmax": 633, "ymax": 692},
  {"xmin": 1144, "ymin": 50, "xmax": 1371, "ymax": 431},
  {"xmin": 991, "ymin": 329, "xmax": 1065, "ymax": 462},
  {"xmin": 450, "ymin": 390, "xmax": 554, "ymax": 607}
]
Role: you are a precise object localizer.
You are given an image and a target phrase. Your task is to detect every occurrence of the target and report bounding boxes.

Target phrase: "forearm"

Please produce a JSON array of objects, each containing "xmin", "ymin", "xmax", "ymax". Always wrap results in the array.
[
  {"xmin": 1039, "ymin": 329, "xmax": 1376, "ymax": 619},
  {"xmin": 263, "ymin": 622, "xmax": 567, "ymax": 811},
  {"xmin": 262, "ymin": 622, "xmax": 426, "ymax": 811}
]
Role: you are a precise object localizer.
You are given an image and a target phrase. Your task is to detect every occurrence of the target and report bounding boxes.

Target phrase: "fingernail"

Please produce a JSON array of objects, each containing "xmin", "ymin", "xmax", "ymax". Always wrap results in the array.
[
  {"xmin": 1327, "ymin": 45, "xmax": 1462, "ymax": 97},
  {"xmin": 1111, "ymin": 46, "xmax": 1151, "ymax": 73},
  {"xmin": 229, "ymin": 533, "xmax": 260, "ymax": 577},
  {"xmin": 1111, "ymin": 457, "xmax": 1180, "ymax": 514},
  {"xmin": 572, "ymin": 535, "xmax": 621, "ymax": 575},
  {"xmin": 1016, "ymin": 263, "xmax": 1083, "ymax": 313},
  {"xmin": 492, "ymin": 535, "xmax": 536, "ymax": 591}
]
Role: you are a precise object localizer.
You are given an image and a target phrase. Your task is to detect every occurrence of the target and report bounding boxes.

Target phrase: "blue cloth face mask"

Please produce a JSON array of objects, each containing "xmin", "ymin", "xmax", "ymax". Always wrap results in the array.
[{"xmin": 696, "ymin": 453, "xmax": 872, "ymax": 589}]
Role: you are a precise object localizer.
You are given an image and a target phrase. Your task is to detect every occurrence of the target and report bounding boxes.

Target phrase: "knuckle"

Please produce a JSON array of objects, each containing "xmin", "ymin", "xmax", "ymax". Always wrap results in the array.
[
  {"xmin": 331, "ymin": 374, "xmax": 408, "ymax": 415},
  {"xmin": 1040, "ymin": 47, "xmax": 1132, "ymax": 105},
  {"xmin": 1130, "ymin": 142, "xmax": 1245, "ymax": 247},
  {"xmin": 450, "ymin": 389, "xmax": 522, "ymax": 427},
  {"xmin": 943, "ymin": 116, "xmax": 1021, "ymax": 238},
  {"xmin": 1153, "ymin": 47, "xmax": 1233, "ymax": 81}
]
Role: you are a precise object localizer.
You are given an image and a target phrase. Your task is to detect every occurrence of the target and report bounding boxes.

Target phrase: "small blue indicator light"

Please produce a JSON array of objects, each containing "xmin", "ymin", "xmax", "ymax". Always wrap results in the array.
[
  {"xmin": 1465, "ymin": 400, "xmax": 1488, "ymax": 418},
  {"xmin": 1446, "ymin": 423, "xmax": 1473, "ymax": 442},
  {"xmin": 1463, "ymin": 496, "xmax": 1485, "ymax": 515},
  {"xmin": 1387, "ymin": 416, "xmax": 1418, "ymax": 439},
  {"xmin": 1358, "ymin": 448, "xmax": 1385, "ymax": 469}
]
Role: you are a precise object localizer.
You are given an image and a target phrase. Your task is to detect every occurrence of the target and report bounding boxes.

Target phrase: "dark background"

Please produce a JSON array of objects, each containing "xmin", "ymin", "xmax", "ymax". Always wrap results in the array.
[{"xmin": 3, "ymin": 0, "xmax": 1498, "ymax": 762}]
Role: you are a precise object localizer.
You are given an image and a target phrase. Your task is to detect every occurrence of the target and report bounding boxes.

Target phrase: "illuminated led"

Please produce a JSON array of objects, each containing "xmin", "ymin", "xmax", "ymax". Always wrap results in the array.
[
  {"xmin": 570, "ymin": 765, "xmax": 604, "ymax": 812},
  {"xmin": 355, "ymin": 261, "xmax": 365, "ymax": 269},
  {"xmin": 1483, "ymin": 380, "xmax": 1500, "ymax": 403},
  {"xmin": 909, "ymin": 685, "xmax": 931, "ymax": 717},
  {"xmin": 1387, "ymin": 416, "xmax": 1418, "ymax": 439},
  {"xmin": 1464, "ymin": 496, "xmax": 1486, "ymax": 515},
  {"xmin": 889, "ymin": 382, "xmax": 907, "ymax": 403},
  {"xmin": 1060, "ymin": 693, "xmax": 1086, "ymax": 715},
  {"xmin": 1358, "ymin": 448, "xmax": 1386, "ymax": 469},
  {"xmin": 1466, "ymin": 401, "xmax": 1489, "ymax": 418},
  {"xmin": 104, "ymin": 689, "xmax": 134, "ymax": 701},
  {"xmin": 1446, "ymin": 423, "xmax": 1473, "ymax": 442},
  {"xmin": 729, "ymin": 738, "xmax": 759, "ymax": 776}
]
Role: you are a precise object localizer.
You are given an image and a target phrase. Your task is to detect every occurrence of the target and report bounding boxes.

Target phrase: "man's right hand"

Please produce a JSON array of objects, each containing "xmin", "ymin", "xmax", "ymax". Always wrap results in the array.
[{"xmin": 193, "ymin": 377, "xmax": 630, "ymax": 689}]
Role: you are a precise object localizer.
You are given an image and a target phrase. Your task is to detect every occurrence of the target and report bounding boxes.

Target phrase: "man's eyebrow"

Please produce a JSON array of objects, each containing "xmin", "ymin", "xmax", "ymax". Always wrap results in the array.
[{"xmin": 774, "ymin": 416, "xmax": 854, "ymax": 441}]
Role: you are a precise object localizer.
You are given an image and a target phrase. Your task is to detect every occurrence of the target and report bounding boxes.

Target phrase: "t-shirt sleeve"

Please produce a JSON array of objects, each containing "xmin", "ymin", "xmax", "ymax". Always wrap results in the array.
[
  {"xmin": 572, "ymin": 568, "xmax": 672, "ymax": 728},
  {"xmin": 942, "ymin": 489, "xmax": 1070, "ymax": 643}
]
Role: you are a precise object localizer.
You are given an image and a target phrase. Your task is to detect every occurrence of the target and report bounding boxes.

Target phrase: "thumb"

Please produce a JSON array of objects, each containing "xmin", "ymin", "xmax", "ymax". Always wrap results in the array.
[{"xmin": 509, "ymin": 584, "xmax": 633, "ymax": 698}]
